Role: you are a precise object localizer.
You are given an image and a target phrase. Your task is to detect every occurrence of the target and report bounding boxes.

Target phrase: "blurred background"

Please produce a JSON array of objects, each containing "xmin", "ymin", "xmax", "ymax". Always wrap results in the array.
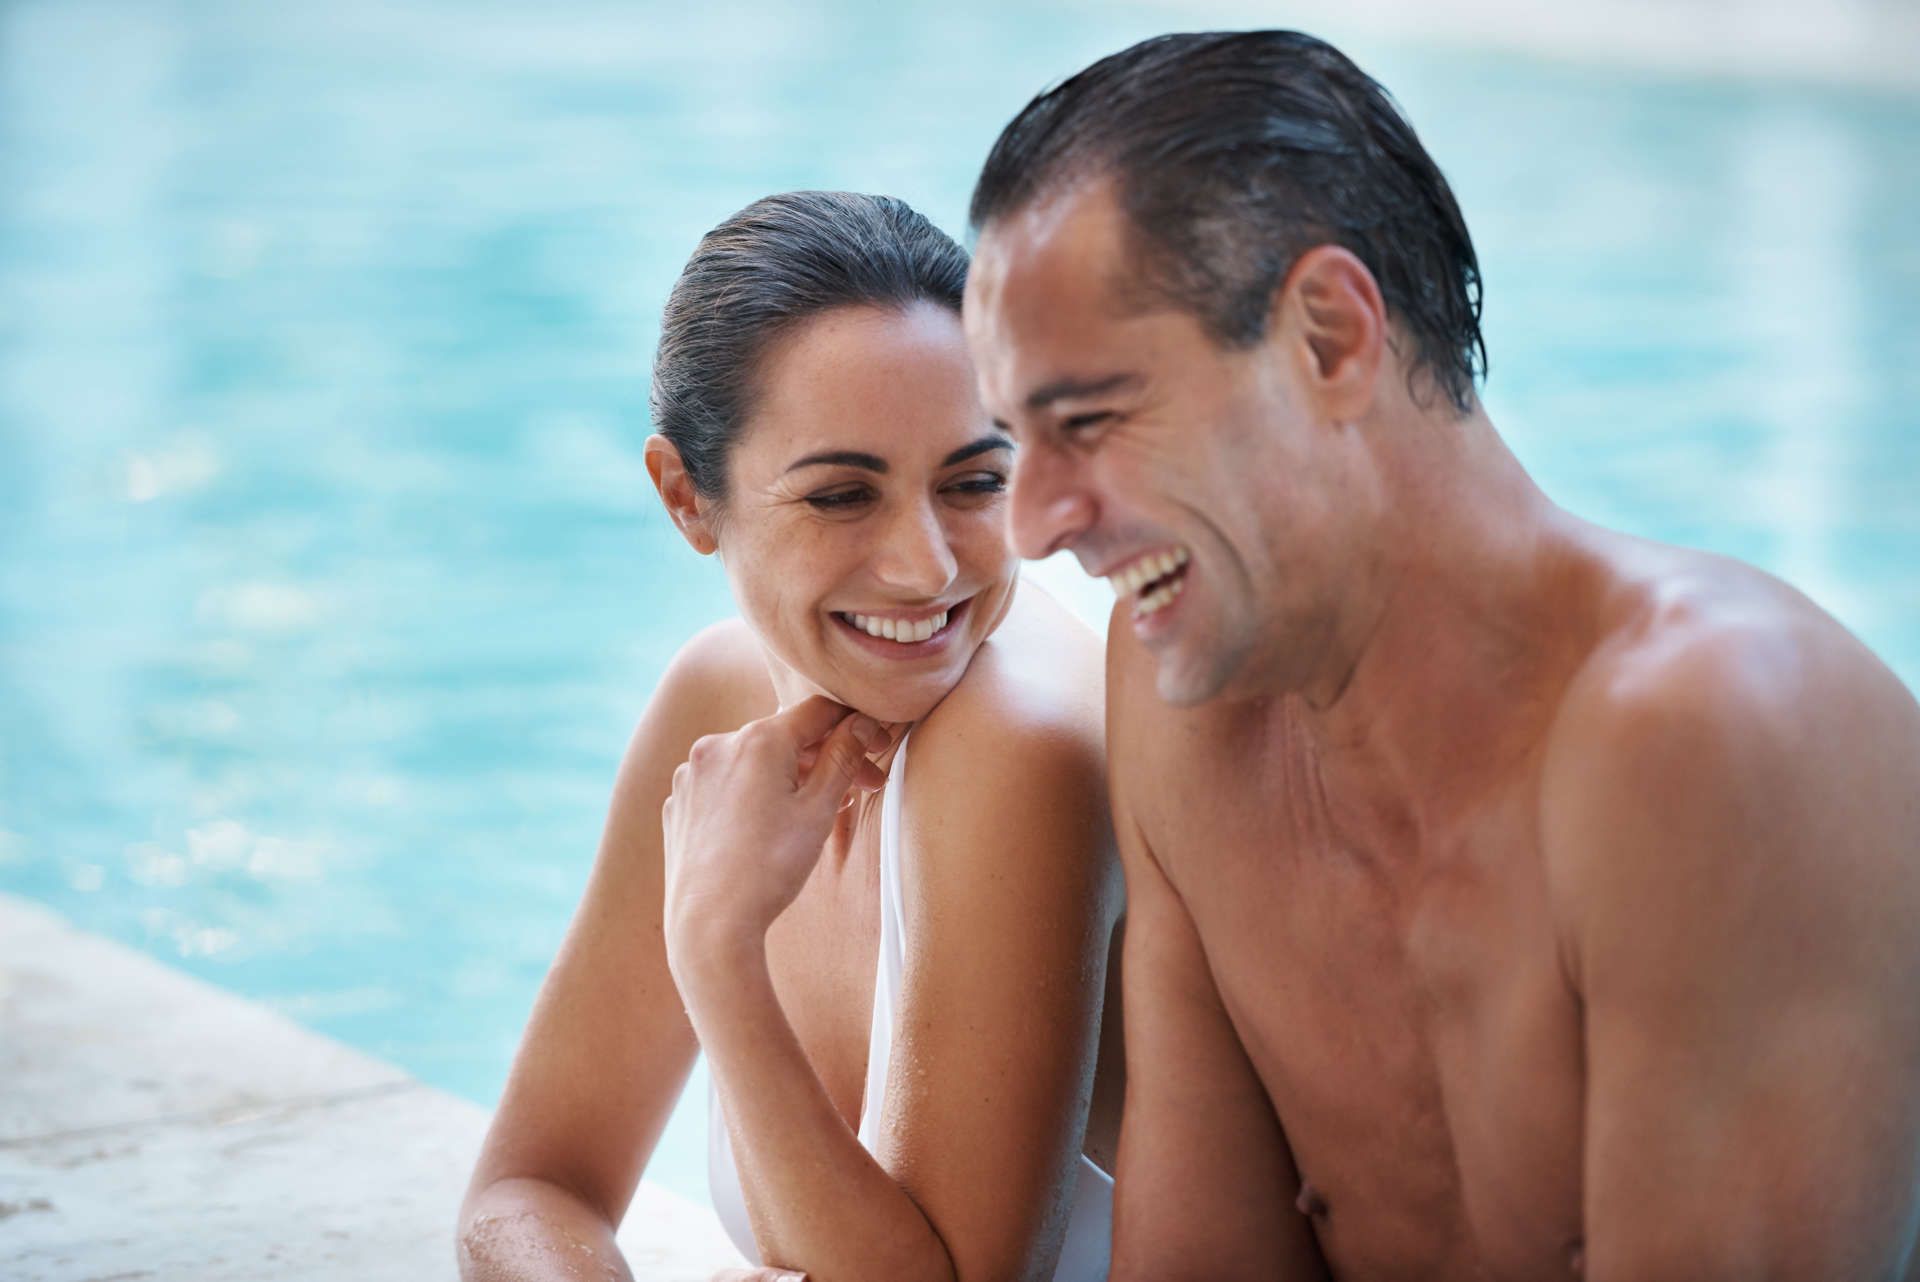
[{"xmin": 2, "ymin": 0, "xmax": 1916, "ymax": 1207}]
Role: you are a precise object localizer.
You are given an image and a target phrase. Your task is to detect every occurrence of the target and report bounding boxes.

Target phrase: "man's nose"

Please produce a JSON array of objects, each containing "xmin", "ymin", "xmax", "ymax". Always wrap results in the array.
[
  {"xmin": 873, "ymin": 498, "xmax": 959, "ymax": 595},
  {"xmin": 1007, "ymin": 444, "xmax": 1095, "ymax": 561}
]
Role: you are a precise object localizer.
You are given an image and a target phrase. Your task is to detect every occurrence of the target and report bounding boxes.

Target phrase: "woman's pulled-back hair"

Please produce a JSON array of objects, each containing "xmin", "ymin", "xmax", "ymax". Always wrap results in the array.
[{"xmin": 650, "ymin": 191, "xmax": 971, "ymax": 500}]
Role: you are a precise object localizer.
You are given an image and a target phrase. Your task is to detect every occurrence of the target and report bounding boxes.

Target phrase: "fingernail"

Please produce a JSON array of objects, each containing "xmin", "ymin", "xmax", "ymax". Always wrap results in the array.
[{"xmin": 849, "ymin": 716, "xmax": 884, "ymax": 751}]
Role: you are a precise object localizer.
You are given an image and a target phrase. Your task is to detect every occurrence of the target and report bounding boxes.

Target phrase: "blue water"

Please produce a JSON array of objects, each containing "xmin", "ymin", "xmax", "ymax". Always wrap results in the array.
[{"xmin": 2, "ymin": 0, "xmax": 1916, "ymax": 1208}]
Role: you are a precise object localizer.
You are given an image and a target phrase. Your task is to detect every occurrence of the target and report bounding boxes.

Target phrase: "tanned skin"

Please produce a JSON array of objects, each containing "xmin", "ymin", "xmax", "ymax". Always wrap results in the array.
[
  {"xmin": 964, "ymin": 176, "xmax": 1920, "ymax": 1282},
  {"xmin": 460, "ymin": 304, "xmax": 1123, "ymax": 1282}
]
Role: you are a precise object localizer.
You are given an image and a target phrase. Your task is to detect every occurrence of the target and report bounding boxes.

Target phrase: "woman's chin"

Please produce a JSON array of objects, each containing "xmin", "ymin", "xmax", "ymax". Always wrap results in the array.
[
  {"xmin": 789, "ymin": 632, "xmax": 981, "ymax": 726},
  {"xmin": 800, "ymin": 663, "xmax": 960, "ymax": 727},
  {"xmin": 766, "ymin": 646, "xmax": 950, "ymax": 727},
  {"xmin": 834, "ymin": 684, "xmax": 947, "ymax": 727}
]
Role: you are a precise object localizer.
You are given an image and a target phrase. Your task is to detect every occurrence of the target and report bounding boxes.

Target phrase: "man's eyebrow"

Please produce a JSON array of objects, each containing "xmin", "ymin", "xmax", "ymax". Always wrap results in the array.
[
  {"xmin": 784, "ymin": 450, "xmax": 887, "ymax": 474},
  {"xmin": 942, "ymin": 435, "xmax": 1013, "ymax": 466},
  {"xmin": 1024, "ymin": 372, "xmax": 1141, "ymax": 411}
]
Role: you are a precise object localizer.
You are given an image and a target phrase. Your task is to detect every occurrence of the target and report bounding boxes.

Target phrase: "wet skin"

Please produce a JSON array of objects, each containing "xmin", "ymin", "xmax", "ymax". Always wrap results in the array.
[
  {"xmin": 966, "ymin": 177, "xmax": 1920, "ymax": 1281},
  {"xmin": 461, "ymin": 299, "xmax": 1123, "ymax": 1282}
]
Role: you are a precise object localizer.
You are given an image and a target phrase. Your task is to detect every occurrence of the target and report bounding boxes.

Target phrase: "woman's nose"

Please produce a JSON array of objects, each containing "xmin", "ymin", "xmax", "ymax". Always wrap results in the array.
[{"xmin": 873, "ymin": 499, "xmax": 959, "ymax": 595}]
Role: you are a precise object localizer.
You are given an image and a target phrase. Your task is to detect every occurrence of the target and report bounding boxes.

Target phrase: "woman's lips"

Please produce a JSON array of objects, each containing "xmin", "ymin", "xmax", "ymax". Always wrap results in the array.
[{"xmin": 832, "ymin": 596, "xmax": 971, "ymax": 659}]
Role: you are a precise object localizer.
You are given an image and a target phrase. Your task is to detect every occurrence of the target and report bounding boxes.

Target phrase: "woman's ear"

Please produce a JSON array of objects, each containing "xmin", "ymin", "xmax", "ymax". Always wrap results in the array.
[{"xmin": 644, "ymin": 434, "xmax": 719, "ymax": 555}]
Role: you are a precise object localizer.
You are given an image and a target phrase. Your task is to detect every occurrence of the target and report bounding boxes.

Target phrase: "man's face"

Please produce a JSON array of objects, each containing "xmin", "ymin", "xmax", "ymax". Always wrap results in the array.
[{"xmin": 965, "ymin": 179, "xmax": 1370, "ymax": 706}]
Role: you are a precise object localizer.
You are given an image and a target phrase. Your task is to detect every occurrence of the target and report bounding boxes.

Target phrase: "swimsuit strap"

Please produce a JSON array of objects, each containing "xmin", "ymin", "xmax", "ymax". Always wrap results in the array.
[{"xmin": 858, "ymin": 729, "xmax": 909, "ymax": 1150}]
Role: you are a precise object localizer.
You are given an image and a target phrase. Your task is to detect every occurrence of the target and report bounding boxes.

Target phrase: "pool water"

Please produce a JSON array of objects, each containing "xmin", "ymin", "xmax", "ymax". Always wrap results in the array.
[{"xmin": 2, "ymin": 0, "xmax": 1915, "ymax": 1207}]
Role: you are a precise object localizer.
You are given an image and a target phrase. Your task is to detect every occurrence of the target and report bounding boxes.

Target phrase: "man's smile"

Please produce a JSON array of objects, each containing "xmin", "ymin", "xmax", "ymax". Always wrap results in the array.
[{"xmin": 1104, "ymin": 545, "xmax": 1192, "ymax": 619}]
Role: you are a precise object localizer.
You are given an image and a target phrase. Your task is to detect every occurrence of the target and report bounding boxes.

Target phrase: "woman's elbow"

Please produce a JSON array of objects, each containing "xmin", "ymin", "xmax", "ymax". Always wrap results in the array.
[{"xmin": 456, "ymin": 1174, "xmax": 629, "ymax": 1282}]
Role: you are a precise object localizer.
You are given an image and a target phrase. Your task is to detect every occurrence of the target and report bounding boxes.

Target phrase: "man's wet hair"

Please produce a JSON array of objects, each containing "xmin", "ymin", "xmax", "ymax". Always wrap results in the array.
[
  {"xmin": 652, "ymin": 191, "xmax": 969, "ymax": 501},
  {"xmin": 969, "ymin": 30, "xmax": 1486, "ymax": 413}
]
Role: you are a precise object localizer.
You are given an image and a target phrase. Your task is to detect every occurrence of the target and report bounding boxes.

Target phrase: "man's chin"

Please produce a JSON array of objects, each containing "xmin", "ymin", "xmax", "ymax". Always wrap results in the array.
[{"xmin": 1151, "ymin": 648, "xmax": 1232, "ymax": 708}]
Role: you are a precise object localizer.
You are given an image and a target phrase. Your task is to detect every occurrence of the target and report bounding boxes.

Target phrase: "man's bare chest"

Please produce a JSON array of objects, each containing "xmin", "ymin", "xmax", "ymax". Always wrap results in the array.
[{"xmin": 1155, "ymin": 784, "xmax": 1588, "ymax": 1280}]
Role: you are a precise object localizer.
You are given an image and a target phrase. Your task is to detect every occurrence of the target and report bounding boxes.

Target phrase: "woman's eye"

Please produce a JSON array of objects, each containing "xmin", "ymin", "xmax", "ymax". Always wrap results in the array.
[
  {"xmin": 805, "ymin": 487, "xmax": 874, "ymax": 511},
  {"xmin": 945, "ymin": 472, "xmax": 1008, "ymax": 497}
]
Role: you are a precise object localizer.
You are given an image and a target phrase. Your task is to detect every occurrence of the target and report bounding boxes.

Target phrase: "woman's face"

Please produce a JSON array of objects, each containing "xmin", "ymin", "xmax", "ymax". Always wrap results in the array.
[{"xmin": 706, "ymin": 301, "xmax": 1017, "ymax": 724}]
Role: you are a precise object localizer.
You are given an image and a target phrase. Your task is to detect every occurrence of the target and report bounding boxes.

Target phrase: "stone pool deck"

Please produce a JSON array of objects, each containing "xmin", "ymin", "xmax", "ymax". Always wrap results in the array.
[{"xmin": 0, "ymin": 893, "xmax": 742, "ymax": 1281}]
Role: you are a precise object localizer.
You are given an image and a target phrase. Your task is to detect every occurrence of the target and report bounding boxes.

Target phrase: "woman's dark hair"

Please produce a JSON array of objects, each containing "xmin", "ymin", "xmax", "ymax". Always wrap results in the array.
[
  {"xmin": 651, "ymin": 191, "xmax": 970, "ymax": 500},
  {"xmin": 970, "ymin": 30, "xmax": 1486, "ymax": 413}
]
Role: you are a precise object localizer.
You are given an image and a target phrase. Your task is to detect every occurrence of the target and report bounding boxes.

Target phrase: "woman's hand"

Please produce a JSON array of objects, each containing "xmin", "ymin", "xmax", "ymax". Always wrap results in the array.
[{"xmin": 661, "ymin": 695, "xmax": 889, "ymax": 993}]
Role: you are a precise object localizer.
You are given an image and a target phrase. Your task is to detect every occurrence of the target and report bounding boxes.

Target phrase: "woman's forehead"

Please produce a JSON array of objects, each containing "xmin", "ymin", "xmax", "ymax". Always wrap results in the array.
[{"xmin": 738, "ymin": 303, "xmax": 990, "ymax": 471}]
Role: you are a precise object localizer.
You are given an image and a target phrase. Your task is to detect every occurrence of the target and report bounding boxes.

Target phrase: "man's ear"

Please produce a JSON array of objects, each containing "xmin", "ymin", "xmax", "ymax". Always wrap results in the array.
[
  {"xmin": 1271, "ymin": 244, "xmax": 1386, "ymax": 423},
  {"xmin": 644, "ymin": 434, "xmax": 719, "ymax": 555}
]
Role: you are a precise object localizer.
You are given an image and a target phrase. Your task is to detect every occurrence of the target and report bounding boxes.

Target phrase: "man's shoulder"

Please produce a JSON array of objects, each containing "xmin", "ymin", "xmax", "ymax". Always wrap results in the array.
[
  {"xmin": 1547, "ymin": 546, "xmax": 1907, "ymax": 779},
  {"xmin": 1538, "ymin": 546, "xmax": 1920, "ymax": 934}
]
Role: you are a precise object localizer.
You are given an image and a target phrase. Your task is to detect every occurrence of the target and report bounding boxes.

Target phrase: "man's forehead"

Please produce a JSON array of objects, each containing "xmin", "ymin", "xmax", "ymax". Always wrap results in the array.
[
  {"xmin": 967, "ymin": 181, "xmax": 1172, "ymax": 430},
  {"xmin": 972, "ymin": 175, "xmax": 1130, "ymax": 304},
  {"xmin": 967, "ymin": 178, "xmax": 1143, "ymax": 409}
]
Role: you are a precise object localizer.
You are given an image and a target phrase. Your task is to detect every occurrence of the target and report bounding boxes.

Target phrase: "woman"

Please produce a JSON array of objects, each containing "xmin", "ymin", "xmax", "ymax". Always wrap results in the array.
[{"xmin": 458, "ymin": 191, "xmax": 1123, "ymax": 1282}]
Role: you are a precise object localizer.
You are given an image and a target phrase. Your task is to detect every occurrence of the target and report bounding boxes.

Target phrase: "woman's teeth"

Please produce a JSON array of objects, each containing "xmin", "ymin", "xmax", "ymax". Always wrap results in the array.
[
  {"xmin": 1109, "ymin": 546, "xmax": 1191, "ymax": 601},
  {"xmin": 846, "ymin": 609, "xmax": 949, "ymax": 643}
]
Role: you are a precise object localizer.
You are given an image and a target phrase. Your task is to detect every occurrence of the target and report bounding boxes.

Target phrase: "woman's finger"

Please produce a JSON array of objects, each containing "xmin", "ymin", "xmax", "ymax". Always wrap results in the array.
[
  {"xmin": 708, "ymin": 1269, "xmax": 806, "ymax": 1282},
  {"xmin": 799, "ymin": 714, "xmax": 885, "ymax": 810},
  {"xmin": 759, "ymin": 694, "xmax": 860, "ymax": 754}
]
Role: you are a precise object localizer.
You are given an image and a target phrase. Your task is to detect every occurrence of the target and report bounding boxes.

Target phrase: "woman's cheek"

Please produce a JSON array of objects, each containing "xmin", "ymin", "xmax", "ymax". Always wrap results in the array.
[{"xmin": 957, "ymin": 509, "xmax": 1016, "ymax": 574}]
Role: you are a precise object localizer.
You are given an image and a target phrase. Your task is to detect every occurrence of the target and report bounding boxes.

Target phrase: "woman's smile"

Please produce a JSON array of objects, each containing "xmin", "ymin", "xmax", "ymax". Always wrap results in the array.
[{"xmin": 830, "ymin": 595, "xmax": 974, "ymax": 660}]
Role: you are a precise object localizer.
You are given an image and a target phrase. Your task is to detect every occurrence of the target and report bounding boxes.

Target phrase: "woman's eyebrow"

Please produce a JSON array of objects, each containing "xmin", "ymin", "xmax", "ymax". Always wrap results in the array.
[
  {"xmin": 942, "ymin": 435, "xmax": 1013, "ymax": 466},
  {"xmin": 785, "ymin": 449, "xmax": 887, "ymax": 474},
  {"xmin": 783, "ymin": 435, "xmax": 1011, "ymax": 475}
]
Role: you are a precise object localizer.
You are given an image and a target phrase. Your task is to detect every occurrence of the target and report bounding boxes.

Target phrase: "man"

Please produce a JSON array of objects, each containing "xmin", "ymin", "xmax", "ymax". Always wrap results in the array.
[{"xmin": 963, "ymin": 30, "xmax": 1920, "ymax": 1282}]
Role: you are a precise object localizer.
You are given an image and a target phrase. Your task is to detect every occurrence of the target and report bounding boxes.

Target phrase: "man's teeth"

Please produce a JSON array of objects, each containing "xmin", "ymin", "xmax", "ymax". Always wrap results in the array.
[
  {"xmin": 1135, "ymin": 573, "xmax": 1186, "ymax": 617},
  {"xmin": 847, "ymin": 609, "xmax": 949, "ymax": 643},
  {"xmin": 1108, "ymin": 547, "xmax": 1191, "ymax": 600}
]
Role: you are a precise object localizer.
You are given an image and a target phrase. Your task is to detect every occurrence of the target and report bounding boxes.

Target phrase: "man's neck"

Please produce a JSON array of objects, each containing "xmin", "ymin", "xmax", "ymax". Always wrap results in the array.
[{"xmin": 1287, "ymin": 404, "xmax": 1592, "ymax": 818}]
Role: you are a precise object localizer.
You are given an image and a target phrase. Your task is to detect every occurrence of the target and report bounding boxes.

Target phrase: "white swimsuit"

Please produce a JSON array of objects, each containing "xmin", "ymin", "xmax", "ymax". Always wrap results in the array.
[{"xmin": 706, "ymin": 731, "xmax": 1114, "ymax": 1279}]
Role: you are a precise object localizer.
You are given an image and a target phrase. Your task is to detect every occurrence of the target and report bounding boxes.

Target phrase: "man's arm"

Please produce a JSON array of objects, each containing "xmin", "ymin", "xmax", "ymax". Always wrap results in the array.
[
  {"xmin": 1545, "ymin": 623, "xmax": 1920, "ymax": 1281},
  {"xmin": 1108, "ymin": 794, "xmax": 1330, "ymax": 1282}
]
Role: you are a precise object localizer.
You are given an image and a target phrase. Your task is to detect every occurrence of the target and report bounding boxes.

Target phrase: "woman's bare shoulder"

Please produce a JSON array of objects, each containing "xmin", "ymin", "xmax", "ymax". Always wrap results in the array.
[
  {"xmin": 901, "ymin": 580, "xmax": 1113, "ymax": 902},
  {"xmin": 929, "ymin": 578, "xmax": 1104, "ymax": 745},
  {"xmin": 646, "ymin": 617, "xmax": 776, "ymax": 744}
]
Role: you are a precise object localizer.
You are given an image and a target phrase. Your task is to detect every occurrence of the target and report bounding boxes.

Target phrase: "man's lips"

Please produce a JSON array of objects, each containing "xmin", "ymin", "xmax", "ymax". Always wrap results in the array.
[{"xmin": 1103, "ymin": 545, "xmax": 1191, "ymax": 602}]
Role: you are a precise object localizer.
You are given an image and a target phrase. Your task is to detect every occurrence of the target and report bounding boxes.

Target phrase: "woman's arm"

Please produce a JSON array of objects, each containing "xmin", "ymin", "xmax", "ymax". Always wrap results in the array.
[
  {"xmin": 672, "ymin": 663, "xmax": 1117, "ymax": 1282},
  {"xmin": 457, "ymin": 624, "xmax": 762, "ymax": 1281},
  {"xmin": 675, "ymin": 932, "xmax": 951, "ymax": 1281}
]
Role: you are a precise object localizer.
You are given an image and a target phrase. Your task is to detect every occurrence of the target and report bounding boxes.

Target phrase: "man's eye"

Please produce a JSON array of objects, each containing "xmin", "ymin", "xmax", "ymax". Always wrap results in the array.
[
  {"xmin": 805, "ymin": 487, "xmax": 874, "ymax": 510},
  {"xmin": 1061, "ymin": 411, "xmax": 1114, "ymax": 435}
]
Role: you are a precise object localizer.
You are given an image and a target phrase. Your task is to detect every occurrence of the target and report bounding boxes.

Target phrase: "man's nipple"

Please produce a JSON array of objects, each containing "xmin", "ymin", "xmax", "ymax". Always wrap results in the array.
[{"xmin": 1295, "ymin": 1179, "xmax": 1329, "ymax": 1219}]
